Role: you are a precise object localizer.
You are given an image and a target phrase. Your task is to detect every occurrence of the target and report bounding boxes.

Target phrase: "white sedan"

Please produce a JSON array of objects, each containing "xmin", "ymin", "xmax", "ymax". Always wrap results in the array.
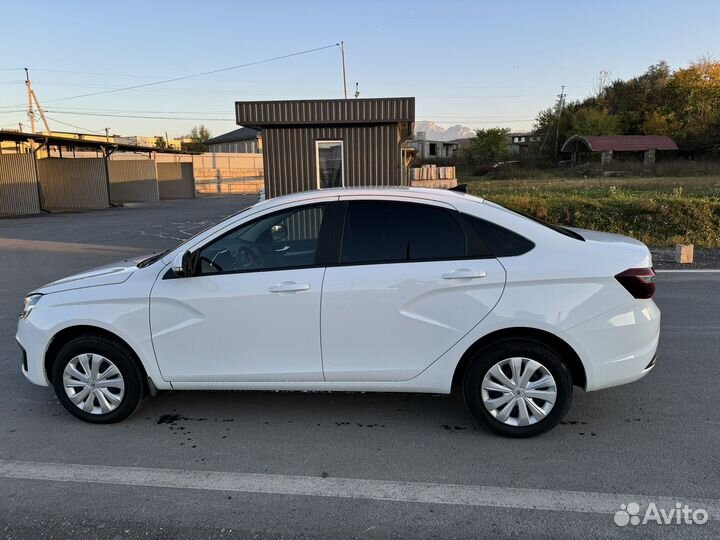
[{"xmin": 16, "ymin": 188, "xmax": 660, "ymax": 437}]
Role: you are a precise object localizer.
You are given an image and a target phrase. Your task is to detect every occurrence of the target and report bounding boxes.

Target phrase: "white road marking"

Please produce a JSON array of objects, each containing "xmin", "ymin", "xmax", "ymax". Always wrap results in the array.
[
  {"xmin": 0, "ymin": 459, "xmax": 718, "ymax": 519},
  {"xmin": 656, "ymin": 269, "xmax": 720, "ymax": 273}
]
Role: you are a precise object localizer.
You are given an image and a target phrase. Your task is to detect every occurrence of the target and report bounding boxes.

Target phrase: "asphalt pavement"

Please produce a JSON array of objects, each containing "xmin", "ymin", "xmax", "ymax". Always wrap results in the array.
[{"xmin": 1, "ymin": 196, "xmax": 718, "ymax": 539}]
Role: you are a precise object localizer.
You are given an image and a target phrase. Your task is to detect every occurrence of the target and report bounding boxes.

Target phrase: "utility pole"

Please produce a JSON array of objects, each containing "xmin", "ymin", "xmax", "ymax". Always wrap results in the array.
[
  {"xmin": 354, "ymin": 82, "xmax": 360, "ymax": 99},
  {"xmin": 25, "ymin": 68, "xmax": 35, "ymax": 134},
  {"xmin": 18, "ymin": 122, "xmax": 23, "ymax": 133},
  {"xmin": 24, "ymin": 68, "xmax": 50, "ymax": 134},
  {"xmin": 554, "ymin": 85, "xmax": 566, "ymax": 160},
  {"xmin": 338, "ymin": 41, "xmax": 348, "ymax": 99},
  {"xmin": 105, "ymin": 127, "xmax": 111, "ymax": 143}
]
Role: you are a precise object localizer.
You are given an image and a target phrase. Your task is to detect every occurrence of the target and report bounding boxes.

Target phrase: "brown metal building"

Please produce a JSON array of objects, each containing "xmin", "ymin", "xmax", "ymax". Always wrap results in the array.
[{"xmin": 234, "ymin": 97, "xmax": 415, "ymax": 198}]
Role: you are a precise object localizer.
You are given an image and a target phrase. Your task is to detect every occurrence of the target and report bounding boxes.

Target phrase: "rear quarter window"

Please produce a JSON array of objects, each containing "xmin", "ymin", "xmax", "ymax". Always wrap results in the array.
[{"xmin": 461, "ymin": 214, "xmax": 535, "ymax": 257}]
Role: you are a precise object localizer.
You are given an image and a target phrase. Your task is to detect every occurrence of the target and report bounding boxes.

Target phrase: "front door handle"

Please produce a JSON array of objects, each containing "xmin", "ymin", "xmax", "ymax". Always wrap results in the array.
[
  {"xmin": 442, "ymin": 269, "xmax": 487, "ymax": 280},
  {"xmin": 269, "ymin": 281, "xmax": 310, "ymax": 293}
]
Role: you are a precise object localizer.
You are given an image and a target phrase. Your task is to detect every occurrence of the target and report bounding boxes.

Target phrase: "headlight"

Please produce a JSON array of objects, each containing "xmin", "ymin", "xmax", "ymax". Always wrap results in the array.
[{"xmin": 20, "ymin": 294, "xmax": 42, "ymax": 319}]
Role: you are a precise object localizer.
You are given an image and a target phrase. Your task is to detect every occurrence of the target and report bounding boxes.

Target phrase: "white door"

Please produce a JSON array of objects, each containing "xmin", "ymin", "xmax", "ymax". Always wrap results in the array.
[
  {"xmin": 150, "ymin": 203, "xmax": 328, "ymax": 382},
  {"xmin": 321, "ymin": 200, "xmax": 506, "ymax": 382}
]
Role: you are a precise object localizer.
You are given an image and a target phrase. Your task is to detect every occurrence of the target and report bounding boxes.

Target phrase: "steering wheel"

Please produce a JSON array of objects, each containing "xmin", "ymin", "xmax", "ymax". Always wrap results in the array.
[
  {"xmin": 234, "ymin": 245, "xmax": 261, "ymax": 269},
  {"xmin": 198, "ymin": 253, "xmax": 225, "ymax": 273}
]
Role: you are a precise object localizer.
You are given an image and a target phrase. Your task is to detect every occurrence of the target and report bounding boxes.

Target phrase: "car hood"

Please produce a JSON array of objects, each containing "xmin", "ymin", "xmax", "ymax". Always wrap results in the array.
[{"xmin": 33, "ymin": 254, "xmax": 151, "ymax": 295}]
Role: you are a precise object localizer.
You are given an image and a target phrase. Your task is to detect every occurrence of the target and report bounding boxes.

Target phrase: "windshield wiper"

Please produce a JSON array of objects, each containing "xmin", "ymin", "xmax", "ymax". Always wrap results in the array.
[{"xmin": 137, "ymin": 249, "xmax": 170, "ymax": 268}]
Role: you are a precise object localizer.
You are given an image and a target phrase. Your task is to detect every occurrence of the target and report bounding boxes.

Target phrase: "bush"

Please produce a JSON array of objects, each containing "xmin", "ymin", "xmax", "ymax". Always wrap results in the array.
[{"xmin": 466, "ymin": 177, "xmax": 720, "ymax": 247}]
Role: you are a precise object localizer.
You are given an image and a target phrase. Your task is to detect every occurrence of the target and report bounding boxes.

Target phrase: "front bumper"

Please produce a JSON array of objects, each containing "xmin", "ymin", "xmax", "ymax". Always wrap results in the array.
[
  {"xmin": 16, "ymin": 316, "xmax": 51, "ymax": 387},
  {"xmin": 567, "ymin": 299, "xmax": 660, "ymax": 392}
]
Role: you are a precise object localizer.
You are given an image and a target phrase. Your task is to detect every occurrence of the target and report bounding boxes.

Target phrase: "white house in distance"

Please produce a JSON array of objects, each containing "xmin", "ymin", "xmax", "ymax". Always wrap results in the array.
[
  {"xmin": 206, "ymin": 127, "xmax": 262, "ymax": 153},
  {"xmin": 407, "ymin": 131, "xmax": 459, "ymax": 160},
  {"xmin": 507, "ymin": 131, "xmax": 542, "ymax": 156}
]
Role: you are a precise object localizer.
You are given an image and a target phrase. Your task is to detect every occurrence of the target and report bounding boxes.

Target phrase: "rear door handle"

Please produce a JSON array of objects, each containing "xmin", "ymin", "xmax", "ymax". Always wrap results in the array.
[
  {"xmin": 442, "ymin": 269, "xmax": 487, "ymax": 280},
  {"xmin": 269, "ymin": 281, "xmax": 310, "ymax": 293}
]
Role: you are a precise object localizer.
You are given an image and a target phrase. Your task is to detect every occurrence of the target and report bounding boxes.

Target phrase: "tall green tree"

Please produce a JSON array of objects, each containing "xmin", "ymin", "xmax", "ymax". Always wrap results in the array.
[
  {"xmin": 531, "ymin": 59, "xmax": 720, "ymax": 156},
  {"xmin": 570, "ymin": 108, "xmax": 621, "ymax": 136},
  {"xmin": 187, "ymin": 124, "xmax": 212, "ymax": 152},
  {"xmin": 154, "ymin": 136, "xmax": 169, "ymax": 149},
  {"xmin": 666, "ymin": 57, "xmax": 720, "ymax": 151},
  {"xmin": 461, "ymin": 127, "xmax": 511, "ymax": 168}
]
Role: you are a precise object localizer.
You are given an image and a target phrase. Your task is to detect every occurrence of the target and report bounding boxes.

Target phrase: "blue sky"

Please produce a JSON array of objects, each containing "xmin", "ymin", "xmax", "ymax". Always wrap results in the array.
[{"xmin": 1, "ymin": 0, "xmax": 718, "ymax": 138}]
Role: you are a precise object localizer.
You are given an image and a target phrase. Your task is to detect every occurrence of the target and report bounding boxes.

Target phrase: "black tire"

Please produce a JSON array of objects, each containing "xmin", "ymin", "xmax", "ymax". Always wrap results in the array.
[
  {"xmin": 463, "ymin": 338, "xmax": 572, "ymax": 437},
  {"xmin": 51, "ymin": 335, "xmax": 146, "ymax": 423}
]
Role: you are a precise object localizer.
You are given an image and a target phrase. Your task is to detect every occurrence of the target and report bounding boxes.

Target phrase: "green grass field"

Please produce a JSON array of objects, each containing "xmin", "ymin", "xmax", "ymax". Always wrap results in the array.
[{"xmin": 461, "ymin": 176, "xmax": 720, "ymax": 248}]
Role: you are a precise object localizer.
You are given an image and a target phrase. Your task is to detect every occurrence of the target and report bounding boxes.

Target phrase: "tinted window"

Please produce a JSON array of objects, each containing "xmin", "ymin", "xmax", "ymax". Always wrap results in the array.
[
  {"xmin": 341, "ymin": 201, "xmax": 466, "ymax": 264},
  {"xmin": 197, "ymin": 204, "xmax": 325, "ymax": 274},
  {"xmin": 462, "ymin": 214, "xmax": 534, "ymax": 257}
]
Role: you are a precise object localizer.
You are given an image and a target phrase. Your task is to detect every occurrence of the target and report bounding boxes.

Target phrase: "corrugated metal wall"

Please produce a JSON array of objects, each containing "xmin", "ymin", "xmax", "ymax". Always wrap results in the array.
[
  {"xmin": 157, "ymin": 162, "xmax": 195, "ymax": 199},
  {"xmin": 108, "ymin": 160, "xmax": 159, "ymax": 202},
  {"xmin": 0, "ymin": 154, "xmax": 41, "ymax": 217},
  {"xmin": 236, "ymin": 98, "xmax": 414, "ymax": 125},
  {"xmin": 283, "ymin": 205, "xmax": 324, "ymax": 241},
  {"xmin": 37, "ymin": 158, "xmax": 109, "ymax": 210},
  {"xmin": 263, "ymin": 125, "xmax": 403, "ymax": 198}
]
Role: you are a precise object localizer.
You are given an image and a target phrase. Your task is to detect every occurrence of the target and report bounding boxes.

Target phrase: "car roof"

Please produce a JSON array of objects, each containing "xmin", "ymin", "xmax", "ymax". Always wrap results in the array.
[{"xmin": 256, "ymin": 187, "xmax": 484, "ymax": 208}]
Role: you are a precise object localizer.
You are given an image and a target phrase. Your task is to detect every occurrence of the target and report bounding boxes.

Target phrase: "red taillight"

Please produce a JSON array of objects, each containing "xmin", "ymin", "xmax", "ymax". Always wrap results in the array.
[{"xmin": 615, "ymin": 267, "xmax": 656, "ymax": 299}]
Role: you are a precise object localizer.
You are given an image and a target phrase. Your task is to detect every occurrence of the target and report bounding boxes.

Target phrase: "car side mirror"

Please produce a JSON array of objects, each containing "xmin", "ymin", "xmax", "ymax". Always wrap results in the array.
[{"xmin": 171, "ymin": 251, "xmax": 195, "ymax": 277}]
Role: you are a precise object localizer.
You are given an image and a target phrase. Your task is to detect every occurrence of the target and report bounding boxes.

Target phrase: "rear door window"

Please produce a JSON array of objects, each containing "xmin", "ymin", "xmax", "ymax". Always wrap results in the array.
[{"xmin": 340, "ymin": 201, "xmax": 466, "ymax": 264}]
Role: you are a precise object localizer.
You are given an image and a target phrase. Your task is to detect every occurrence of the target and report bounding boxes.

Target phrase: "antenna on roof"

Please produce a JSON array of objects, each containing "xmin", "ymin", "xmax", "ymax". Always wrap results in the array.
[{"xmin": 354, "ymin": 82, "xmax": 360, "ymax": 99}]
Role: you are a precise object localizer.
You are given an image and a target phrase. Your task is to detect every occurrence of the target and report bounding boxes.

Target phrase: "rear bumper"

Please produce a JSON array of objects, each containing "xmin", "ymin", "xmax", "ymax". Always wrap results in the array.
[{"xmin": 567, "ymin": 299, "xmax": 660, "ymax": 391}]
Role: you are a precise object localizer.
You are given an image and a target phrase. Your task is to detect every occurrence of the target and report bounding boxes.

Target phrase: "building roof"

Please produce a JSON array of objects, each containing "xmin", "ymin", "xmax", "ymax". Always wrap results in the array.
[
  {"xmin": 206, "ymin": 127, "xmax": 261, "ymax": 145},
  {"xmin": 235, "ymin": 97, "xmax": 415, "ymax": 134},
  {"xmin": 0, "ymin": 130, "xmax": 197, "ymax": 154},
  {"xmin": 561, "ymin": 135, "xmax": 678, "ymax": 153}
]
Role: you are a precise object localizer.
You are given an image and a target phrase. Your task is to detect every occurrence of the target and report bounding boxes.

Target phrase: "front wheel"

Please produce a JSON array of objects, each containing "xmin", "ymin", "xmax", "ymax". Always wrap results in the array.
[
  {"xmin": 51, "ymin": 335, "xmax": 145, "ymax": 423},
  {"xmin": 463, "ymin": 339, "xmax": 573, "ymax": 437}
]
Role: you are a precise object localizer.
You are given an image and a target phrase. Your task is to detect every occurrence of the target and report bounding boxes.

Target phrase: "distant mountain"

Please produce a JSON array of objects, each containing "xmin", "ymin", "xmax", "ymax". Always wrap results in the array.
[{"xmin": 415, "ymin": 121, "xmax": 475, "ymax": 141}]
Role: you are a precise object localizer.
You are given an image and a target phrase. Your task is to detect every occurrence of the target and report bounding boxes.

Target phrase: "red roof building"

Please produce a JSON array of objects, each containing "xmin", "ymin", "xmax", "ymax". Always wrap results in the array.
[
  {"xmin": 561, "ymin": 135, "xmax": 678, "ymax": 153},
  {"xmin": 561, "ymin": 135, "xmax": 678, "ymax": 169}
]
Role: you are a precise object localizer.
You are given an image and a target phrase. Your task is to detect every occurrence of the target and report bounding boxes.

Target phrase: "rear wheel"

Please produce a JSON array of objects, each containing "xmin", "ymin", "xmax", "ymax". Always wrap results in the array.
[
  {"xmin": 463, "ymin": 339, "xmax": 572, "ymax": 437},
  {"xmin": 51, "ymin": 335, "xmax": 145, "ymax": 423}
]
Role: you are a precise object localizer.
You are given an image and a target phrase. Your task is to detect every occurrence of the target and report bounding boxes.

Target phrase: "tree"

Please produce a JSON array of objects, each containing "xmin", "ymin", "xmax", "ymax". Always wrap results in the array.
[
  {"xmin": 570, "ymin": 108, "xmax": 621, "ymax": 136},
  {"xmin": 666, "ymin": 56, "xmax": 720, "ymax": 151},
  {"xmin": 460, "ymin": 127, "xmax": 510, "ymax": 169},
  {"xmin": 154, "ymin": 136, "xmax": 168, "ymax": 149},
  {"xmin": 529, "ymin": 59, "xmax": 720, "ymax": 156},
  {"xmin": 187, "ymin": 124, "xmax": 212, "ymax": 152}
]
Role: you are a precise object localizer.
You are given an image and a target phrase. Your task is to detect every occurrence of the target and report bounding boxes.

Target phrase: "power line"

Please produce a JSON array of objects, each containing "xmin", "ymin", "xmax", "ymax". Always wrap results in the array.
[
  {"xmin": 35, "ymin": 43, "xmax": 339, "ymax": 104},
  {"xmin": 42, "ymin": 114, "xmax": 105, "ymax": 134},
  {"xmin": 45, "ymin": 110, "xmax": 234, "ymax": 121},
  {"xmin": 38, "ymin": 106, "xmax": 233, "ymax": 114}
]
